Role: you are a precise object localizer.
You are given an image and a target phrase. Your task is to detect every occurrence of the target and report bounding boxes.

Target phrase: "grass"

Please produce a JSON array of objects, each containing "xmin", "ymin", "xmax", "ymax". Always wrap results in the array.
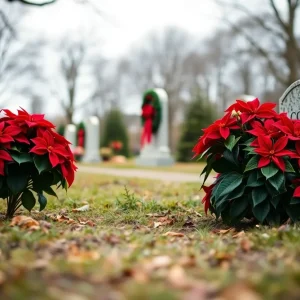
[
  {"xmin": 1, "ymin": 173, "xmax": 300, "ymax": 299},
  {"xmin": 81, "ymin": 159, "xmax": 204, "ymax": 173}
]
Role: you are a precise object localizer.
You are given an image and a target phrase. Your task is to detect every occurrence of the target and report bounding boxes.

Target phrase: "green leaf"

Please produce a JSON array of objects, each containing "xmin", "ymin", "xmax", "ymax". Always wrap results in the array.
[
  {"xmin": 225, "ymin": 135, "xmax": 241, "ymax": 151},
  {"xmin": 244, "ymin": 155, "xmax": 259, "ymax": 173},
  {"xmin": 290, "ymin": 197, "xmax": 300, "ymax": 205},
  {"xmin": 284, "ymin": 160, "xmax": 295, "ymax": 173},
  {"xmin": 212, "ymin": 157, "xmax": 237, "ymax": 173},
  {"xmin": 252, "ymin": 186, "xmax": 268, "ymax": 207},
  {"xmin": 38, "ymin": 193, "xmax": 47, "ymax": 211},
  {"xmin": 285, "ymin": 204, "xmax": 300, "ymax": 222},
  {"xmin": 228, "ymin": 184, "xmax": 245, "ymax": 200},
  {"xmin": 11, "ymin": 152, "xmax": 33, "ymax": 165},
  {"xmin": 32, "ymin": 172, "xmax": 54, "ymax": 192},
  {"xmin": 270, "ymin": 195, "xmax": 280, "ymax": 208},
  {"xmin": 243, "ymin": 146, "xmax": 256, "ymax": 154},
  {"xmin": 33, "ymin": 154, "xmax": 51, "ymax": 174},
  {"xmin": 43, "ymin": 186, "xmax": 57, "ymax": 197},
  {"xmin": 252, "ymin": 200, "xmax": 270, "ymax": 223},
  {"xmin": 247, "ymin": 171, "xmax": 264, "ymax": 187},
  {"xmin": 242, "ymin": 137, "xmax": 255, "ymax": 146},
  {"xmin": 200, "ymin": 155, "xmax": 216, "ymax": 188},
  {"xmin": 7, "ymin": 175, "xmax": 28, "ymax": 195},
  {"xmin": 223, "ymin": 149, "xmax": 238, "ymax": 166},
  {"xmin": 261, "ymin": 163, "xmax": 279, "ymax": 179},
  {"xmin": 268, "ymin": 172, "xmax": 285, "ymax": 191},
  {"xmin": 219, "ymin": 172, "xmax": 243, "ymax": 198},
  {"xmin": 230, "ymin": 198, "xmax": 249, "ymax": 218},
  {"xmin": 21, "ymin": 190, "xmax": 36, "ymax": 212}
]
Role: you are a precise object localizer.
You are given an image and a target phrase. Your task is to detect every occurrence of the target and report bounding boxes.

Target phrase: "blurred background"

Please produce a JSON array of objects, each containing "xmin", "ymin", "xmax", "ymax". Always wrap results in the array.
[{"xmin": 1, "ymin": 0, "xmax": 299, "ymax": 161}]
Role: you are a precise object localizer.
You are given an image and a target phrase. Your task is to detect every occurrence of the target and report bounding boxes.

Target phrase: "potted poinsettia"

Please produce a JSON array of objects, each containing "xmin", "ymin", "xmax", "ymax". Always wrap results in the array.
[
  {"xmin": 194, "ymin": 98, "xmax": 300, "ymax": 225},
  {"xmin": 0, "ymin": 108, "xmax": 77, "ymax": 219}
]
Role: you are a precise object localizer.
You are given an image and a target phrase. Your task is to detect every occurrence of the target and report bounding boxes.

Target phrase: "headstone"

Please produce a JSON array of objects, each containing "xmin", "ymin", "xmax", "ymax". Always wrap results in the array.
[
  {"xmin": 82, "ymin": 116, "xmax": 101, "ymax": 162},
  {"xmin": 136, "ymin": 88, "xmax": 174, "ymax": 166},
  {"xmin": 279, "ymin": 80, "xmax": 300, "ymax": 119},
  {"xmin": 64, "ymin": 124, "xmax": 77, "ymax": 152}
]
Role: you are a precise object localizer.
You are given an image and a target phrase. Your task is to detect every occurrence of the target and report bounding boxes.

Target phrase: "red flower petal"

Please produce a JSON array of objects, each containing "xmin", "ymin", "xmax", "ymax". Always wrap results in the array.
[{"xmin": 258, "ymin": 156, "xmax": 270, "ymax": 168}]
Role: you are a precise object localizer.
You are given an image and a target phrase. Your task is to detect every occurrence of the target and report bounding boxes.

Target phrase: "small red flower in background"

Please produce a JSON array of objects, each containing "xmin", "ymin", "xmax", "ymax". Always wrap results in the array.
[
  {"xmin": 226, "ymin": 98, "xmax": 277, "ymax": 124},
  {"xmin": 254, "ymin": 136, "xmax": 294, "ymax": 172},
  {"xmin": 110, "ymin": 141, "xmax": 123, "ymax": 151}
]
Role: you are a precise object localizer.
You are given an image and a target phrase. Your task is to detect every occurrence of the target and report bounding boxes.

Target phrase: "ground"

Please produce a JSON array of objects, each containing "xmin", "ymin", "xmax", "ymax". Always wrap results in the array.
[{"xmin": 0, "ymin": 171, "xmax": 300, "ymax": 299}]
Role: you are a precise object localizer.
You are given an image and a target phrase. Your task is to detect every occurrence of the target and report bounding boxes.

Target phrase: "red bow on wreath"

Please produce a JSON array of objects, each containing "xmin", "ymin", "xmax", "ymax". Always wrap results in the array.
[{"xmin": 141, "ymin": 95, "xmax": 155, "ymax": 147}]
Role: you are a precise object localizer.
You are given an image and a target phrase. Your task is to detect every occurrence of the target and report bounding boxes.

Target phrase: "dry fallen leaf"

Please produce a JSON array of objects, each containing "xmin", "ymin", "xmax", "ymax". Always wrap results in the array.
[
  {"xmin": 212, "ymin": 228, "xmax": 236, "ymax": 235},
  {"xmin": 72, "ymin": 204, "xmax": 90, "ymax": 212},
  {"xmin": 163, "ymin": 231, "xmax": 185, "ymax": 237},
  {"xmin": 167, "ymin": 265, "xmax": 192, "ymax": 289},
  {"xmin": 240, "ymin": 238, "xmax": 252, "ymax": 252},
  {"xmin": 10, "ymin": 216, "xmax": 40, "ymax": 230},
  {"xmin": 144, "ymin": 255, "xmax": 172, "ymax": 272},
  {"xmin": 220, "ymin": 282, "xmax": 262, "ymax": 300},
  {"xmin": 67, "ymin": 245, "xmax": 100, "ymax": 263},
  {"xmin": 78, "ymin": 219, "xmax": 96, "ymax": 227},
  {"xmin": 232, "ymin": 231, "xmax": 245, "ymax": 239},
  {"xmin": 56, "ymin": 215, "xmax": 76, "ymax": 224}
]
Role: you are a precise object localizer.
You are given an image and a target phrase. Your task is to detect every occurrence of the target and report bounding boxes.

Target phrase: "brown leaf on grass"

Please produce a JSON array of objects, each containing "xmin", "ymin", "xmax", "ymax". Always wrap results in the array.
[
  {"xmin": 144, "ymin": 255, "xmax": 172, "ymax": 272},
  {"xmin": 178, "ymin": 255, "xmax": 196, "ymax": 268},
  {"xmin": 67, "ymin": 245, "xmax": 100, "ymax": 263},
  {"xmin": 153, "ymin": 216, "xmax": 175, "ymax": 228},
  {"xmin": 78, "ymin": 219, "xmax": 96, "ymax": 227},
  {"xmin": 232, "ymin": 231, "xmax": 245, "ymax": 238},
  {"xmin": 167, "ymin": 265, "xmax": 193, "ymax": 289},
  {"xmin": 10, "ymin": 216, "xmax": 40, "ymax": 230},
  {"xmin": 72, "ymin": 204, "xmax": 90, "ymax": 212},
  {"xmin": 220, "ymin": 282, "xmax": 262, "ymax": 300},
  {"xmin": 240, "ymin": 238, "xmax": 252, "ymax": 253},
  {"xmin": 103, "ymin": 234, "xmax": 120, "ymax": 245},
  {"xmin": 163, "ymin": 231, "xmax": 185, "ymax": 237},
  {"xmin": 56, "ymin": 215, "xmax": 76, "ymax": 224},
  {"xmin": 212, "ymin": 228, "xmax": 236, "ymax": 235}
]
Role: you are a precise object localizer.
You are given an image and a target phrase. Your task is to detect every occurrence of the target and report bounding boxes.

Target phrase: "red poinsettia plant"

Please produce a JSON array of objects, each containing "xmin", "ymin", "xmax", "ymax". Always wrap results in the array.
[
  {"xmin": 0, "ymin": 108, "xmax": 77, "ymax": 219},
  {"xmin": 193, "ymin": 98, "xmax": 300, "ymax": 225}
]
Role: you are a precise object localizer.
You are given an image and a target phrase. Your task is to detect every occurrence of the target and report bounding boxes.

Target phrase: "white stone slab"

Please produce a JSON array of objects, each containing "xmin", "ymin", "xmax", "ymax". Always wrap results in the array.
[
  {"xmin": 64, "ymin": 124, "xmax": 76, "ymax": 152},
  {"xmin": 82, "ymin": 116, "xmax": 101, "ymax": 162},
  {"xmin": 136, "ymin": 88, "xmax": 174, "ymax": 166},
  {"xmin": 279, "ymin": 80, "xmax": 300, "ymax": 119}
]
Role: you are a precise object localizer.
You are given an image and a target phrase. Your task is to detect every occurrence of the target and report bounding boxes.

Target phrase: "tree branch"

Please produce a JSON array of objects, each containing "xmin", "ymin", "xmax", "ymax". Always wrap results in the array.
[
  {"xmin": 269, "ymin": 0, "xmax": 288, "ymax": 32},
  {"xmin": 215, "ymin": 0, "xmax": 286, "ymax": 40}
]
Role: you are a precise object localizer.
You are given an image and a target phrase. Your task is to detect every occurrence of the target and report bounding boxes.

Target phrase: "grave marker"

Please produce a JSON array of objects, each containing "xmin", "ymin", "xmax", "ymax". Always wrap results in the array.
[
  {"xmin": 279, "ymin": 80, "xmax": 300, "ymax": 119},
  {"xmin": 136, "ymin": 88, "xmax": 174, "ymax": 166},
  {"xmin": 64, "ymin": 124, "xmax": 76, "ymax": 152},
  {"xmin": 82, "ymin": 116, "xmax": 101, "ymax": 162}
]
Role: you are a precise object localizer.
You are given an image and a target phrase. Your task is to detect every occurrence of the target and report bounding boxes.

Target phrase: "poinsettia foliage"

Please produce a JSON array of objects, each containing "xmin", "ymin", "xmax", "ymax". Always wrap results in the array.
[
  {"xmin": 193, "ymin": 98, "xmax": 300, "ymax": 225},
  {"xmin": 0, "ymin": 108, "xmax": 77, "ymax": 218}
]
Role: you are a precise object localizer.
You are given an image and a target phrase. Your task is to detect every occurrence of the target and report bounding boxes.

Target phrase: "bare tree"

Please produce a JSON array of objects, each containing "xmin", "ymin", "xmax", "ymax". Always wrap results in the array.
[
  {"xmin": 216, "ymin": 0, "xmax": 300, "ymax": 89},
  {"xmin": 56, "ymin": 38, "xmax": 87, "ymax": 124}
]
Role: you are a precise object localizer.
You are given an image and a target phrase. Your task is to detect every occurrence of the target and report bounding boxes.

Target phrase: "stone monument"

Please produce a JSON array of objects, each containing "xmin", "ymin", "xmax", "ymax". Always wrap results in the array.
[
  {"xmin": 136, "ymin": 88, "xmax": 174, "ymax": 166},
  {"xmin": 279, "ymin": 80, "xmax": 300, "ymax": 119},
  {"xmin": 82, "ymin": 116, "xmax": 101, "ymax": 162},
  {"xmin": 64, "ymin": 124, "xmax": 76, "ymax": 152}
]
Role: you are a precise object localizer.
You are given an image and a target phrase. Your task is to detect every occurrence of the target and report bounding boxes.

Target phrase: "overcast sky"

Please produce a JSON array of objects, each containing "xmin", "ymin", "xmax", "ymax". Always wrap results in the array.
[{"xmin": 7, "ymin": 0, "xmax": 285, "ymax": 120}]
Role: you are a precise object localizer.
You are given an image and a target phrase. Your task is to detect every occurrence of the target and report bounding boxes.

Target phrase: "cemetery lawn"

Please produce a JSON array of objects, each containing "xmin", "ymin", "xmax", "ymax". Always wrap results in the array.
[{"xmin": 1, "ymin": 173, "xmax": 300, "ymax": 299}]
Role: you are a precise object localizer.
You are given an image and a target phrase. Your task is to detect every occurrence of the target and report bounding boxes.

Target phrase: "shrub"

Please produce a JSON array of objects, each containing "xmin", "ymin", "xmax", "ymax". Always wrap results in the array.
[
  {"xmin": 0, "ymin": 108, "xmax": 77, "ymax": 218},
  {"xmin": 101, "ymin": 109, "xmax": 130, "ymax": 157},
  {"xmin": 177, "ymin": 93, "xmax": 216, "ymax": 162},
  {"xmin": 193, "ymin": 98, "xmax": 300, "ymax": 225}
]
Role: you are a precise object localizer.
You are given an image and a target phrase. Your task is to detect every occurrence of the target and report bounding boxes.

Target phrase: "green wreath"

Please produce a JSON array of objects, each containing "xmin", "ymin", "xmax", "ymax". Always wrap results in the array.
[{"xmin": 141, "ymin": 89, "xmax": 162, "ymax": 134}]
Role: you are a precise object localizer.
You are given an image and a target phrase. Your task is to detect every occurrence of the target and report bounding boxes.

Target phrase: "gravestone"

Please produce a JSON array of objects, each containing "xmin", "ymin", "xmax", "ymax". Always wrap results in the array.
[
  {"xmin": 82, "ymin": 116, "xmax": 101, "ymax": 162},
  {"xmin": 136, "ymin": 88, "xmax": 174, "ymax": 166},
  {"xmin": 64, "ymin": 124, "xmax": 76, "ymax": 152},
  {"xmin": 279, "ymin": 80, "xmax": 300, "ymax": 119}
]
